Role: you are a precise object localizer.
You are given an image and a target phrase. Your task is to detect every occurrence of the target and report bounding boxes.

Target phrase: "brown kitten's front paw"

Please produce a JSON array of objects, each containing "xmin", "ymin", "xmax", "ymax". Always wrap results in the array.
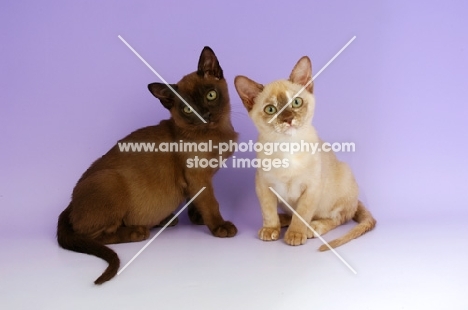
[
  {"xmin": 211, "ymin": 221, "xmax": 237, "ymax": 238},
  {"xmin": 130, "ymin": 226, "xmax": 150, "ymax": 242},
  {"xmin": 284, "ymin": 230, "xmax": 307, "ymax": 246},
  {"xmin": 188, "ymin": 204, "xmax": 204, "ymax": 225},
  {"xmin": 258, "ymin": 227, "xmax": 281, "ymax": 241}
]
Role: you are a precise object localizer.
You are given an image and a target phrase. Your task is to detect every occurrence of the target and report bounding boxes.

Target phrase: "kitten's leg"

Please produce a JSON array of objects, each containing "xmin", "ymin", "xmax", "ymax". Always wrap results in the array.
[
  {"xmin": 279, "ymin": 213, "xmax": 291, "ymax": 227},
  {"xmin": 256, "ymin": 176, "xmax": 281, "ymax": 241},
  {"xmin": 187, "ymin": 202, "xmax": 204, "ymax": 225},
  {"xmin": 96, "ymin": 225, "xmax": 150, "ymax": 244},
  {"xmin": 284, "ymin": 192, "xmax": 317, "ymax": 246},
  {"xmin": 155, "ymin": 213, "xmax": 179, "ymax": 227},
  {"xmin": 307, "ymin": 201, "xmax": 355, "ymax": 238},
  {"xmin": 187, "ymin": 183, "xmax": 237, "ymax": 237},
  {"xmin": 307, "ymin": 219, "xmax": 340, "ymax": 239}
]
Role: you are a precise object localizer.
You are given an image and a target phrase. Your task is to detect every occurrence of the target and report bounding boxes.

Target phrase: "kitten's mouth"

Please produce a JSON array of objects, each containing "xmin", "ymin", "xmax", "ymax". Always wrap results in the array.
[
  {"xmin": 283, "ymin": 127, "xmax": 297, "ymax": 135},
  {"xmin": 276, "ymin": 123, "xmax": 298, "ymax": 135}
]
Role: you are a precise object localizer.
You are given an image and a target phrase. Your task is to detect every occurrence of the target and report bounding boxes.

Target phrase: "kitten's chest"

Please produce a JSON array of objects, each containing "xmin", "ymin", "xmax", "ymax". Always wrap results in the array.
[
  {"xmin": 263, "ymin": 168, "xmax": 317, "ymax": 201},
  {"xmin": 265, "ymin": 173, "xmax": 306, "ymax": 207},
  {"xmin": 260, "ymin": 150, "xmax": 321, "ymax": 206}
]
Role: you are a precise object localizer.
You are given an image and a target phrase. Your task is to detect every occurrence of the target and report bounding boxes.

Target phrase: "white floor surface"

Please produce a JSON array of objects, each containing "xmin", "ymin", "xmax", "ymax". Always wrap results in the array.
[{"xmin": 1, "ymin": 217, "xmax": 467, "ymax": 309}]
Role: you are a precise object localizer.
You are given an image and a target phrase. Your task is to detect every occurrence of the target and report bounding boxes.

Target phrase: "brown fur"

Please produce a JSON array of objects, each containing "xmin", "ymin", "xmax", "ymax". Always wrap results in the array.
[
  {"xmin": 57, "ymin": 47, "xmax": 238, "ymax": 285},
  {"xmin": 234, "ymin": 56, "xmax": 376, "ymax": 250}
]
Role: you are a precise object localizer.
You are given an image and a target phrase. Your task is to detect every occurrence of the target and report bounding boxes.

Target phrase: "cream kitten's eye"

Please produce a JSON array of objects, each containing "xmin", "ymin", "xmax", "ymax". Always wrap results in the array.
[
  {"xmin": 183, "ymin": 106, "xmax": 193, "ymax": 114},
  {"xmin": 264, "ymin": 105, "xmax": 277, "ymax": 115},
  {"xmin": 206, "ymin": 90, "xmax": 217, "ymax": 101},
  {"xmin": 292, "ymin": 97, "xmax": 303, "ymax": 108}
]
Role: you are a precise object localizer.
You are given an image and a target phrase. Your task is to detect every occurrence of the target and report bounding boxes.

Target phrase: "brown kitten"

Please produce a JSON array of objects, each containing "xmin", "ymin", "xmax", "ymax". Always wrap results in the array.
[
  {"xmin": 234, "ymin": 56, "xmax": 376, "ymax": 250},
  {"xmin": 57, "ymin": 47, "xmax": 238, "ymax": 285}
]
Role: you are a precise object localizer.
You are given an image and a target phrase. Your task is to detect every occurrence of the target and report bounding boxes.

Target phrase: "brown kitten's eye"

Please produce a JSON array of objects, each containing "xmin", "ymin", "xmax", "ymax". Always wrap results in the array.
[
  {"xmin": 183, "ymin": 106, "xmax": 193, "ymax": 114},
  {"xmin": 206, "ymin": 90, "xmax": 217, "ymax": 101},
  {"xmin": 292, "ymin": 97, "xmax": 303, "ymax": 108},
  {"xmin": 264, "ymin": 105, "xmax": 277, "ymax": 115}
]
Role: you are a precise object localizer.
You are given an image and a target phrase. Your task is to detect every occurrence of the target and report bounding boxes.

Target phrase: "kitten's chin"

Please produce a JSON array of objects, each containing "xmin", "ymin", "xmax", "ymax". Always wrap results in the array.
[
  {"xmin": 283, "ymin": 127, "xmax": 297, "ymax": 136},
  {"xmin": 274, "ymin": 125, "xmax": 297, "ymax": 136},
  {"xmin": 207, "ymin": 121, "xmax": 218, "ymax": 129},
  {"xmin": 190, "ymin": 121, "xmax": 219, "ymax": 131}
]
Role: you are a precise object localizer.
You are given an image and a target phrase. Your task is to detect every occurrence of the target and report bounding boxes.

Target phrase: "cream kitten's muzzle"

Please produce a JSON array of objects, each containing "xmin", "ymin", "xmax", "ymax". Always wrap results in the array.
[
  {"xmin": 274, "ymin": 110, "xmax": 299, "ymax": 134},
  {"xmin": 275, "ymin": 119, "xmax": 299, "ymax": 135}
]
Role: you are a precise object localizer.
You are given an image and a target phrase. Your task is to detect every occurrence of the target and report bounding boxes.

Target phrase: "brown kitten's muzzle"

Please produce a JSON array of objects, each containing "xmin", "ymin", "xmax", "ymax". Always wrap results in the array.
[{"xmin": 202, "ymin": 112, "xmax": 212, "ymax": 121}]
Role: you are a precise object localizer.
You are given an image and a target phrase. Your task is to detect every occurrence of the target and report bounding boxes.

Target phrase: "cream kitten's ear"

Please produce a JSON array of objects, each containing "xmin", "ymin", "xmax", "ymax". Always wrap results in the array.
[
  {"xmin": 289, "ymin": 56, "xmax": 313, "ymax": 93},
  {"xmin": 234, "ymin": 76, "xmax": 264, "ymax": 112}
]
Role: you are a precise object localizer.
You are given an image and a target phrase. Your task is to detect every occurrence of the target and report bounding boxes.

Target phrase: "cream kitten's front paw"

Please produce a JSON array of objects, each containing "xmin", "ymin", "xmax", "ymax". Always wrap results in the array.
[
  {"xmin": 284, "ymin": 230, "xmax": 307, "ymax": 246},
  {"xmin": 258, "ymin": 227, "xmax": 280, "ymax": 241}
]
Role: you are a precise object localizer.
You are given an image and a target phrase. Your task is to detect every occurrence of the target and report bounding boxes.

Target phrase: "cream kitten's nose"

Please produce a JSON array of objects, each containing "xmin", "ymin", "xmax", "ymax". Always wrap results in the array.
[
  {"xmin": 278, "ymin": 109, "xmax": 294, "ymax": 125},
  {"xmin": 282, "ymin": 115, "xmax": 293, "ymax": 125}
]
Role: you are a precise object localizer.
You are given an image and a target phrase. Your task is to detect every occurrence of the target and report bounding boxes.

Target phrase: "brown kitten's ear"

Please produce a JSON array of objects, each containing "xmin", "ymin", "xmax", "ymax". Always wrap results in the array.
[
  {"xmin": 289, "ymin": 56, "xmax": 313, "ymax": 93},
  {"xmin": 234, "ymin": 76, "xmax": 264, "ymax": 112},
  {"xmin": 148, "ymin": 83, "xmax": 178, "ymax": 110},
  {"xmin": 197, "ymin": 46, "xmax": 223, "ymax": 79}
]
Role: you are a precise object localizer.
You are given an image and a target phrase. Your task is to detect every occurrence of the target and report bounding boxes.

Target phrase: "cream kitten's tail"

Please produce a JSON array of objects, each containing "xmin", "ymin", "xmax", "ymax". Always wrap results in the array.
[{"xmin": 319, "ymin": 201, "xmax": 376, "ymax": 251}]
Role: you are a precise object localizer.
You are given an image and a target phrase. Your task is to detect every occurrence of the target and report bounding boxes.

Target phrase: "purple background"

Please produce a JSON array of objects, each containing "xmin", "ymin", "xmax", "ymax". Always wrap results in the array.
[{"xmin": 1, "ymin": 0, "xmax": 468, "ymax": 237}]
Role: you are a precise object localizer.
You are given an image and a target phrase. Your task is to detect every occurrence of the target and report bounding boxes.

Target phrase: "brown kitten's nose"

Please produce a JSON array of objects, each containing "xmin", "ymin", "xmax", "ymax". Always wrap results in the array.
[{"xmin": 203, "ymin": 112, "xmax": 211, "ymax": 121}]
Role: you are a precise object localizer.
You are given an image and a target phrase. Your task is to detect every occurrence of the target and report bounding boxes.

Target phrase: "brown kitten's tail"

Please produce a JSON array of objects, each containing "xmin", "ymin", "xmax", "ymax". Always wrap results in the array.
[
  {"xmin": 319, "ymin": 201, "xmax": 376, "ymax": 252},
  {"xmin": 57, "ymin": 204, "xmax": 120, "ymax": 285}
]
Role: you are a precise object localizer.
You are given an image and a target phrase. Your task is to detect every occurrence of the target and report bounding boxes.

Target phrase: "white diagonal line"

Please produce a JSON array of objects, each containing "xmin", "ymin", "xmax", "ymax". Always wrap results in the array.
[
  {"xmin": 117, "ymin": 187, "xmax": 206, "ymax": 276},
  {"xmin": 268, "ymin": 187, "xmax": 357, "ymax": 274},
  {"xmin": 117, "ymin": 35, "xmax": 207, "ymax": 124},
  {"xmin": 268, "ymin": 36, "xmax": 357, "ymax": 123}
]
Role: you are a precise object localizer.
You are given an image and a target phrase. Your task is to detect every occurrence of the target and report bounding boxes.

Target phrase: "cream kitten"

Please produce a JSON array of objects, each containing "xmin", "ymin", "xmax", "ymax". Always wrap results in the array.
[{"xmin": 234, "ymin": 56, "xmax": 376, "ymax": 250}]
